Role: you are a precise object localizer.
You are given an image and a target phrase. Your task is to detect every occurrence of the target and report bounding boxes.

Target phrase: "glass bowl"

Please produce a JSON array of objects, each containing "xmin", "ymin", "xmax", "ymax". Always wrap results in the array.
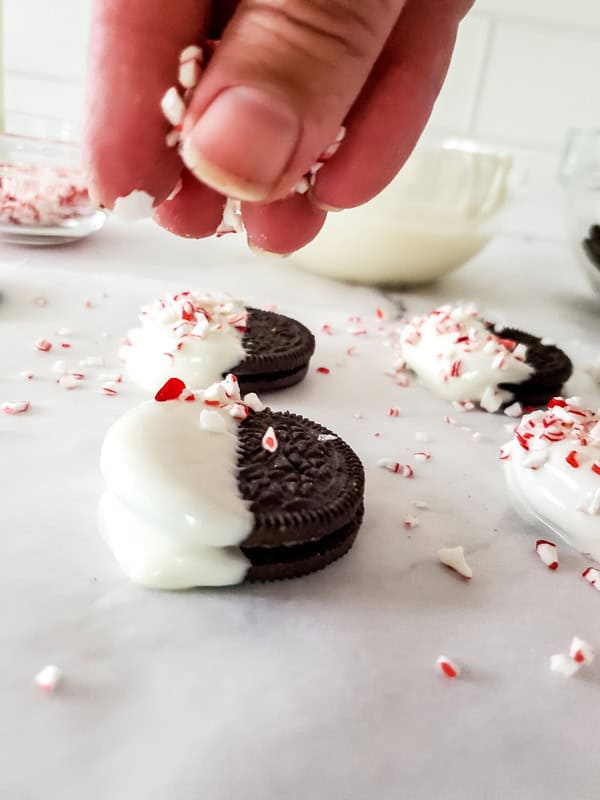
[
  {"xmin": 559, "ymin": 129, "xmax": 600, "ymax": 295},
  {"xmin": 0, "ymin": 113, "xmax": 105, "ymax": 245},
  {"xmin": 290, "ymin": 137, "xmax": 513, "ymax": 286}
]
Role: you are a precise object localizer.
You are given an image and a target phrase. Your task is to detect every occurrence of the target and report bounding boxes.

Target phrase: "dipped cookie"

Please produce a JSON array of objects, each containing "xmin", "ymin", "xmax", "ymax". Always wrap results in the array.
[
  {"xmin": 121, "ymin": 291, "xmax": 315, "ymax": 394},
  {"xmin": 99, "ymin": 376, "xmax": 364, "ymax": 588},
  {"xmin": 396, "ymin": 305, "xmax": 572, "ymax": 412}
]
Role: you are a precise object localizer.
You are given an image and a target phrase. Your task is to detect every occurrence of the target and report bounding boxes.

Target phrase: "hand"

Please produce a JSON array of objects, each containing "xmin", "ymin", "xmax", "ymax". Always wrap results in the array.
[{"xmin": 83, "ymin": 0, "xmax": 473, "ymax": 253}]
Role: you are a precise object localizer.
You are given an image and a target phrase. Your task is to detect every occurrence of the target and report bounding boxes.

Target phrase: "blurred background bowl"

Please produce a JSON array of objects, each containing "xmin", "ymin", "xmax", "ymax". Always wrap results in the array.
[
  {"xmin": 559, "ymin": 129, "xmax": 600, "ymax": 296},
  {"xmin": 0, "ymin": 112, "xmax": 105, "ymax": 246},
  {"xmin": 290, "ymin": 137, "xmax": 514, "ymax": 286}
]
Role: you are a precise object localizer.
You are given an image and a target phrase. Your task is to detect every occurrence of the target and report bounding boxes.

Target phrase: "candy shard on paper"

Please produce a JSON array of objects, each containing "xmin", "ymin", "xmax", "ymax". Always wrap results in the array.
[
  {"xmin": 2, "ymin": 400, "xmax": 30, "ymax": 415},
  {"xmin": 112, "ymin": 190, "xmax": 155, "ymax": 222},
  {"xmin": 34, "ymin": 664, "xmax": 62, "ymax": 693},
  {"xmin": 437, "ymin": 656, "xmax": 460, "ymax": 678},
  {"xmin": 582, "ymin": 566, "xmax": 600, "ymax": 590},
  {"xmin": 569, "ymin": 636, "xmax": 594, "ymax": 665},
  {"xmin": 550, "ymin": 653, "xmax": 582, "ymax": 678},
  {"xmin": 535, "ymin": 539, "xmax": 559, "ymax": 570},
  {"xmin": 437, "ymin": 546, "xmax": 473, "ymax": 579}
]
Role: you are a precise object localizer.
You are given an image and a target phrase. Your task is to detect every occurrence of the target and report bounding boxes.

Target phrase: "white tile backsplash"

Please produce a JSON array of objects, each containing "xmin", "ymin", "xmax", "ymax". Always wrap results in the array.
[
  {"xmin": 2, "ymin": 0, "xmax": 600, "ymax": 162},
  {"xmin": 473, "ymin": 22, "xmax": 600, "ymax": 149}
]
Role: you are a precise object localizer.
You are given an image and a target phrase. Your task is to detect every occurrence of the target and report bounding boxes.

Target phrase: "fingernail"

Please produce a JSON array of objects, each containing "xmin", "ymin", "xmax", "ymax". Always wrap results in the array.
[
  {"xmin": 181, "ymin": 87, "xmax": 301, "ymax": 202},
  {"xmin": 248, "ymin": 242, "xmax": 292, "ymax": 259}
]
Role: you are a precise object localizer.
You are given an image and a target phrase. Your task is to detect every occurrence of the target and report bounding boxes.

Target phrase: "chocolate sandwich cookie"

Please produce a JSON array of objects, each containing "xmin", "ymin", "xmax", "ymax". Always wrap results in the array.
[
  {"xmin": 237, "ymin": 408, "xmax": 365, "ymax": 580},
  {"xmin": 397, "ymin": 304, "xmax": 572, "ymax": 413},
  {"xmin": 98, "ymin": 376, "xmax": 364, "ymax": 589},
  {"xmin": 234, "ymin": 309, "xmax": 315, "ymax": 394},
  {"xmin": 494, "ymin": 327, "xmax": 573, "ymax": 408},
  {"xmin": 121, "ymin": 290, "xmax": 315, "ymax": 394}
]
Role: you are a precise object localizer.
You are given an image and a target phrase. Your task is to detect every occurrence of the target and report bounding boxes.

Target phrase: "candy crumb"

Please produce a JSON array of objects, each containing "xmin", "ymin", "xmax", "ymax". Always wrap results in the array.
[
  {"xmin": 569, "ymin": 636, "xmax": 594, "ymax": 665},
  {"xmin": 535, "ymin": 539, "xmax": 559, "ymax": 570},
  {"xmin": 34, "ymin": 664, "xmax": 62, "ymax": 694},
  {"xmin": 550, "ymin": 653, "xmax": 581, "ymax": 678},
  {"xmin": 261, "ymin": 426, "xmax": 279, "ymax": 454},
  {"xmin": 316, "ymin": 367, "xmax": 330, "ymax": 375},
  {"xmin": 438, "ymin": 546, "xmax": 473, "ymax": 579},
  {"xmin": 582, "ymin": 566, "xmax": 600, "ymax": 590},
  {"xmin": 2, "ymin": 400, "xmax": 30, "ymax": 415},
  {"xmin": 437, "ymin": 656, "xmax": 460, "ymax": 679}
]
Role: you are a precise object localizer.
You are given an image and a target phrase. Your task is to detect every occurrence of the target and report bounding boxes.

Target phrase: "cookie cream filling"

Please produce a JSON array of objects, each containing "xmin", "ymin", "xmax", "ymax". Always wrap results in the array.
[
  {"xmin": 501, "ymin": 397, "xmax": 600, "ymax": 560},
  {"xmin": 99, "ymin": 376, "xmax": 257, "ymax": 589},
  {"xmin": 121, "ymin": 291, "xmax": 248, "ymax": 393},
  {"xmin": 398, "ymin": 305, "xmax": 533, "ymax": 410}
]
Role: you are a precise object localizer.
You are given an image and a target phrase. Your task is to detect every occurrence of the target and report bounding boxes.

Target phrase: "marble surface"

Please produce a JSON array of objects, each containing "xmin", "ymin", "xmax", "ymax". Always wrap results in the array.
[{"xmin": 1, "ymin": 219, "xmax": 600, "ymax": 800}]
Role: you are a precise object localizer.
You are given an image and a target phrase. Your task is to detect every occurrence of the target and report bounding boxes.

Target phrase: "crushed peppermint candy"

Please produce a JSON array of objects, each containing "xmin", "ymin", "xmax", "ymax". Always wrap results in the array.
[
  {"xmin": 437, "ymin": 656, "xmax": 461, "ymax": 679},
  {"xmin": 404, "ymin": 515, "xmax": 419, "ymax": 529},
  {"xmin": 261, "ymin": 426, "xmax": 278, "ymax": 453},
  {"xmin": 318, "ymin": 434, "xmax": 337, "ymax": 442},
  {"xmin": 397, "ymin": 305, "xmax": 532, "ymax": 410},
  {"xmin": 550, "ymin": 637, "xmax": 595, "ymax": 677},
  {"xmin": 438, "ymin": 546, "xmax": 473, "ymax": 579},
  {"xmin": 57, "ymin": 375, "xmax": 82, "ymax": 390},
  {"xmin": 20, "ymin": 370, "xmax": 34, "ymax": 381},
  {"xmin": 414, "ymin": 451, "xmax": 432, "ymax": 462},
  {"xmin": 34, "ymin": 664, "xmax": 62, "ymax": 693},
  {"xmin": 316, "ymin": 366, "xmax": 330, "ymax": 375},
  {"xmin": 387, "ymin": 407, "xmax": 401, "ymax": 417},
  {"xmin": 244, "ymin": 393, "xmax": 265, "ymax": 413},
  {"xmin": 582, "ymin": 566, "xmax": 600, "ymax": 590},
  {"xmin": 35, "ymin": 338, "xmax": 53, "ymax": 352},
  {"xmin": 377, "ymin": 459, "xmax": 414, "ymax": 477},
  {"xmin": 2, "ymin": 400, "xmax": 30, "ymax": 415},
  {"xmin": 1, "ymin": 164, "xmax": 93, "ymax": 228},
  {"xmin": 102, "ymin": 382, "xmax": 119, "ymax": 396},
  {"xmin": 200, "ymin": 409, "xmax": 227, "ymax": 434},
  {"xmin": 535, "ymin": 539, "xmax": 559, "ymax": 570}
]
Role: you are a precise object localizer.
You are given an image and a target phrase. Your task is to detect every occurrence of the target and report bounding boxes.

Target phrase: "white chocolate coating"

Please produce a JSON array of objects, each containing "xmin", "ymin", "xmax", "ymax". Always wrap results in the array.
[
  {"xmin": 502, "ymin": 398, "xmax": 600, "ymax": 561},
  {"xmin": 399, "ymin": 305, "xmax": 533, "ymax": 407},
  {"xmin": 122, "ymin": 291, "xmax": 247, "ymax": 393},
  {"xmin": 100, "ymin": 387, "xmax": 254, "ymax": 589}
]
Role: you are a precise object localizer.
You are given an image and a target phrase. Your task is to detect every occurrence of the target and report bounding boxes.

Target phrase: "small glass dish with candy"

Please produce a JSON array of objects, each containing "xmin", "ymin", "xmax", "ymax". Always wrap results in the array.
[
  {"xmin": 0, "ymin": 113, "xmax": 105, "ymax": 246},
  {"xmin": 560, "ymin": 129, "xmax": 600, "ymax": 296}
]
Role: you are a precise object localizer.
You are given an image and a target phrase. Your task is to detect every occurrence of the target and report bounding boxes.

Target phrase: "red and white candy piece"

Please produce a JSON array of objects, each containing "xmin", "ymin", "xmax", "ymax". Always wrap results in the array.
[
  {"xmin": 437, "ymin": 656, "xmax": 461, "ymax": 679},
  {"xmin": 261, "ymin": 426, "xmax": 279, "ymax": 454},
  {"xmin": 387, "ymin": 407, "xmax": 401, "ymax": 417},
  {"xmin": 504, "ymin": 402, "xmax": 523, "ymax": 418},
  {"xmin": 244, "ymin": 392, "xmax": 265, "ymax": 413},
  {"xmin": 550, "ymin": 653, "xmax": 581, "ymax": 678},
  {"xmin": 35, "ymin": 338, "xmax": 52, "ymax": 352},
  {"xmin": 178, "ymin": 44, "xmax": 203, "ymax": 88},
  {"xmin": 404, "ymin": 515, "xmax": 419, "ymax": 529},
  {"xmin": 2, "ymin": 400, "xmax": 30, "ymax": 415},
  {"xmin": 582, "ymin": 566, "xmax": 600, "ymax": 591},
  {"xmin": 57, "ymin": 375, "xmax": 81, "ymax": 390},
  {"xmin": 20, "ymin": 370, "xmax": 34, "ymax": 381},
  {"xmin": 437, "ymin": 546, "xmax": 473, "ymax": 579},
  {"xmin": 376, "ymin": 459, "xmax": 413, "ymax": 477},
  {"xmin": 34, "ymin": 664, "xmax": 62, "ymax": 694},
  {"xmin": 160, "ymin": 87, "xmax": 186, "ymax": 127},
  {"xmin": 155, "ymin": 377, "xmax": 186, "ymax": 402},
  {"xmin": 535, "ymin": 539, "xmax": 558, "ymax": 570},
  {"xmin": 570, "ymin": 636, "xmax": 594, "ymax": 665},
  {"xmin": 414, "ymin": 451, "xmax": 431, "ymax": 462},
  {"xmin": 101, "ymin": 381, "xmax": 119, "ymax": 396}
]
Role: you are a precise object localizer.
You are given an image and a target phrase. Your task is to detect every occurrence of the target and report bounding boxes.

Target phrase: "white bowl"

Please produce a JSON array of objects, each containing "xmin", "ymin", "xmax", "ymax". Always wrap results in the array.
[{"xmin": 291, "ymin": 139, "xmax": 513, "ymax": 285}]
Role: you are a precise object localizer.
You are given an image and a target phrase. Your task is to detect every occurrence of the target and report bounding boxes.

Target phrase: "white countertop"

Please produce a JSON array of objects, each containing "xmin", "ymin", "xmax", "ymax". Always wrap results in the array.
[{"xmin": 1, "ymin": 218, "xmax": 600, "ymax": 800}]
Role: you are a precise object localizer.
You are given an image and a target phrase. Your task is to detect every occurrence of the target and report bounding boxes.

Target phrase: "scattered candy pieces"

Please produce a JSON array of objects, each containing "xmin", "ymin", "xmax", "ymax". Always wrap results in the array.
[
  {"xmin": 316, "ymin": 367, "xmax": 330, "ymax": 375},
  {"xmin": 102, "ymin": 382, "xmax": 119, "ymax": 396},
  {"xmin": 34, "ymin": 664, "xmax": 62, "ymax": 693},
  {"xmin": 261, "ymin": 426, "xmax": 279, "ymax": 453},
  {"xmin": 2, "ymin": 400, "xmax": 30, "ymax": 415},
  {"xmin": 404, "ymin": 515, "xmax": 419, "ymax": 529},
  {"xmin": 57, "ymin": 375, "xmax": 81, "ymax": 390},
  {"xmin": 550, "ymin": 653, "xmax": 581, "ymax": 678},
  {"xmin": 387, "ymin": 407, "xmax": 401, "ymax": 417},
  {"xmin": 35, "ymin": 338, "xmax": 52, "ymax": 352},
  {"xmin": 20, "ymin": 371, "xmax": 34, "ymax": 380},
  {"xmin": 535, "ymin": 539, "xmax": 558, "ymax": 570},
  {"xmin": 414, "ymin": 452, "xmax": 431, "ymax": 462},
  {"xmin": 376, "ymin": 459, "xmax": 414, "ymax": 477},
  {"xmin": 317, "ymin": 434, "xmax": 337, "ymax": 442},
  {"xmin": 244, "ymin": 393, "xmax": 265, "ymax": 413},
  {"xmin": 437, "ymin": 656, "xmax": 460, "ymax": 679},
  {"xmin": 504, "ymin": 402, "xmax": 523, "ymax": 418},
  {"xmin": 582, "ymin": 566, "xmax": 600, "ymax": 591},
  {"xmin": 570, "ymin": 636, "xmax": 594, "ymax": 665},
  {"xmin": 437, "ymin": 546, "xmax": 473, "ymax": 579},
  {"xmin": 154, "ymin": 377, "xmax": 186, "ymax": 402}
]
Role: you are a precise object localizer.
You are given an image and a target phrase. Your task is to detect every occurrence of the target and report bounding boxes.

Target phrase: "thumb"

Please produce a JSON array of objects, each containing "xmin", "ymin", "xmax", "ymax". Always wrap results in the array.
[{"xmin": 180, "ymin": 0, "xmax": 405, "ymax": 202}]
